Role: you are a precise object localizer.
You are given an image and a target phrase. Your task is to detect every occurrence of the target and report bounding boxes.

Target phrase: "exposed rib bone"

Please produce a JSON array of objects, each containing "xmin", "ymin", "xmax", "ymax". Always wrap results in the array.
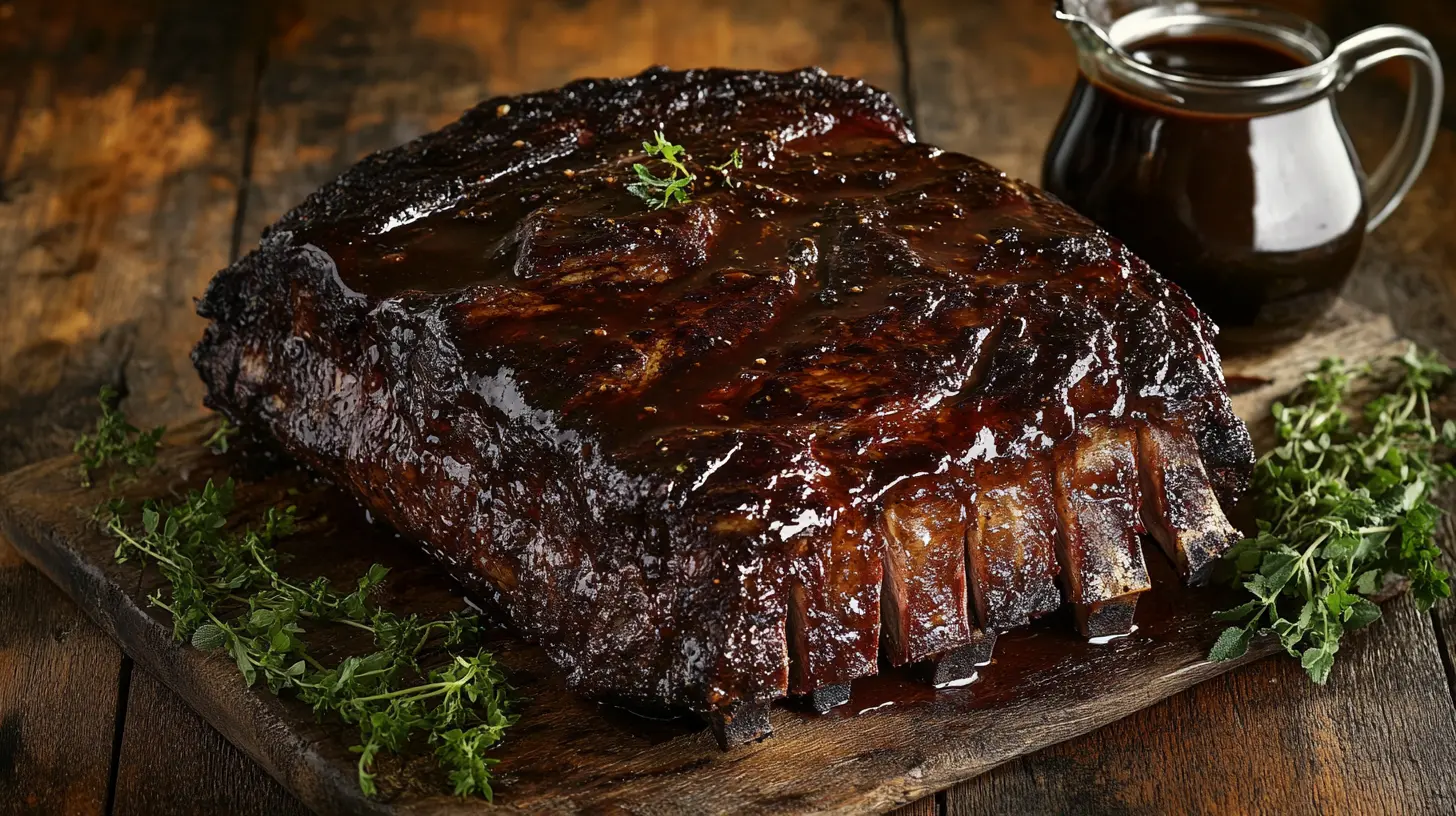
[
  {"xmin": 1052, "ymin": 422, "xmax": 1150, "ymax": 637},
  {"xmin": 808, "ymin": 684, "xmax": 851, "ymax": 713},
  {"xmin": 708, "ymin": 701, "xmax": 773, "ymax": 749},
  {"xmin": 924, "ymin": 634, "xmax": 996, "ymax": 686},
  {"xmin": 965, "ymin": 458, "xmax": 1062, "ymax": 636},
  {"xmin": 787, "ymin": 501, "xmax": 880, "ymax": 707},
  {"xmin": 1137, "ymin": 422, "xmax": 1242, "ymax": 584},
  {"xmin": 878, "ymin": 478, "xmax": 978, "ymax": 665}
]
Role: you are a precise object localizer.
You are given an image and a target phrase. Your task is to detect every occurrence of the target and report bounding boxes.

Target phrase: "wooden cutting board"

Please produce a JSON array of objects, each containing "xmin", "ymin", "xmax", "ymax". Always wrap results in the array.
[{"xmin": 0, "ymin": 301, "xmax": 1416, "ymax": 815}]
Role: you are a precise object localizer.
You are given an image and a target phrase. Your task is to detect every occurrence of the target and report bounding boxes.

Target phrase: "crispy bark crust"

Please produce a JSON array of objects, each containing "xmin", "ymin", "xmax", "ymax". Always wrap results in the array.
[{"xmin": 193, "ymin": 67, "xmax": 1253, "ymax": 742}]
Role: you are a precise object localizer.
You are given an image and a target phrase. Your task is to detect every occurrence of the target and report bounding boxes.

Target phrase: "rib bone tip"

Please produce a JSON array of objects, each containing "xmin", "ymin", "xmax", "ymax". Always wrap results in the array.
[
  {"xmin": 1075, "ymin": 595, "xmax": 1140, "ymax": 639},
  {"xmin": 708, "ymin": 701, "xmax": 774, "ymax": 749},
  {"xmin": 925, "ymin": 635, "xmax": 997, "ymax": 686},
  {"xmin": 807, "ymin": 683, "xmax": 852, "ymax": 714}
]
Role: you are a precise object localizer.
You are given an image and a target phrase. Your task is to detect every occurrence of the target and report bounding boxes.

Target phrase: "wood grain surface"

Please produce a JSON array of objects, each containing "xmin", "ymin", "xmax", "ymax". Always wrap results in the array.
[
  {"xmin": 0, "ymin": 534, "xmax": 122, "ymax": 814},
  {"xmin": 0, "ymin": 0, "xmax": 1454, "ymax": 813},
  {"xmin": 111, "ymin": 668, "xmax": 313, "ymax": 816}
]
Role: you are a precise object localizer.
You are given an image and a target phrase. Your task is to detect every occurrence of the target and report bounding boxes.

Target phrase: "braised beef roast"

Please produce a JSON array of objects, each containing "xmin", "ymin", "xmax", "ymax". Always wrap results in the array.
[{"xmin": 193, "ymin": 67, "xmax": 1254, "ymax": 747}]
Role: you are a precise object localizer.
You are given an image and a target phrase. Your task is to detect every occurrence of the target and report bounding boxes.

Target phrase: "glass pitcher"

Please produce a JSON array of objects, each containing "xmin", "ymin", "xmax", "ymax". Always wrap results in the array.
[{"xmin": 1043, "ymin": 1, "xmax": 1443, "ymax": 349}]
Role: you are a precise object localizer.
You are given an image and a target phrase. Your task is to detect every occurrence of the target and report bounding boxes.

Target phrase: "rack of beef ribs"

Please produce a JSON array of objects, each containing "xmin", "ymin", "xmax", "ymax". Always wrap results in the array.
[{"xmin": 193, "ymin": 67, "xmax": 1254, "ymax": 749}]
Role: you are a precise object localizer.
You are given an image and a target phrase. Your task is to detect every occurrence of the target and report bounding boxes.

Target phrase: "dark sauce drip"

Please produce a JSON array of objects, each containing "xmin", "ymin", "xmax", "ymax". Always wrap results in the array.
[{"xmin": 1044, "ymin": 33, "xmax": 1366, "ymax": 349}]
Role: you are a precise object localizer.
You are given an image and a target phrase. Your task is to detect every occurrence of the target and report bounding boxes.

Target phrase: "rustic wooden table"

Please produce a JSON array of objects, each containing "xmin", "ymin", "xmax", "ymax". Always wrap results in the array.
[{"xmin": 2, "ymin": 1, "xmax": 1454, "ymax": 814}]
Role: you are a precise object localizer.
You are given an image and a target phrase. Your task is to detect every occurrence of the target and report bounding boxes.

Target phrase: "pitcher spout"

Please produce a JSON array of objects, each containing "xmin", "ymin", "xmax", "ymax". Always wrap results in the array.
[{"xmin": 1054, "ymin": 0, "xmax": 1116, "ymax": 54}]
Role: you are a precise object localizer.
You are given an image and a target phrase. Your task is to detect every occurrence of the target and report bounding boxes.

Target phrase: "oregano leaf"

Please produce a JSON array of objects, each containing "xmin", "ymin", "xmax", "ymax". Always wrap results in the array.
[
  {"xmin": 1211, "ymin": 347, "xmax": 1453, "ymax": 684},
  {"xmin": 1208, "ymin": 625, "xmax": 1252, "ymax": 662}
]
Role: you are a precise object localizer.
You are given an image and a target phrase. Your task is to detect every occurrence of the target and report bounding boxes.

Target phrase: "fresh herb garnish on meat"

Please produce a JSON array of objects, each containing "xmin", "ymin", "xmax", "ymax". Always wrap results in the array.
[
  {"xmin": 1209, "ymin": 347, "xmax": 1455, "ymax": 682},
  {"xmin": 73, "ymin": 385, "xmax": 164, "ymax": 487},
  {"xmin": 710, "ymin": 147, "xmax": 744, "ymax": 187},
  {"xmin": 82, "ymin": 400, "xmax": 514, "ymax": 800},
  {"xmin": 628, "ymin": 131, "xmax": 695, "ymax": 209},
  {"xmin": 627, "ymin": 132, "xmax": 743, "ymax": 207},
  {"xmin": 202, "ymin": 416, "xmax": 239, "ymax": 453}
]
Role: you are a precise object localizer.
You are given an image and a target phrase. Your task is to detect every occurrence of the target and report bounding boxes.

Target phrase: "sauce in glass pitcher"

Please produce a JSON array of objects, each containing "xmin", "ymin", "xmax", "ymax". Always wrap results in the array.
[{"xmin": 1044, "ymin": 31, "xmax": 1369, "ymax": 348}]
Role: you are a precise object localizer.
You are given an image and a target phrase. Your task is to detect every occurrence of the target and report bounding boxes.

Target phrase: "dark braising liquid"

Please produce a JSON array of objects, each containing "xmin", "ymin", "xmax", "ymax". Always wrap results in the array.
[{"xmin": 1043, "ymin": 34, "xmax": 1367, "ymax": 349}]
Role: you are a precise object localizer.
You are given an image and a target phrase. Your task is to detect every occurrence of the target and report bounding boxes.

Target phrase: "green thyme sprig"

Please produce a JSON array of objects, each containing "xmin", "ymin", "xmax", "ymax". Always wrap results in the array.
[
  {"xmin": 626, "ymin": 132, "xmax": 743, "ymax": 209},
  {"xmin": 203, "ymin": 417, "xmax": 240, "ymax": 453},
  {"xmin": 628, "ymin": 131, "xmax": 694, "ymax": 209},
  {"xmin": 1209, "ymin": 346, "xmax": 1455, "ymax": 682},
  {"xmin": 106, "ymin": 480, "xmax": 513, "ymax": 799},
  {"xmin": 73, "ymin": 385, "xmax": 164, "ymax": 487},
  {"xmin": 709, "ymin": 147, "xmax": 743, "ymax": 186},
  {"xmin": 82, "ymin": 395, "xmax": 514, "ymax": 799}
]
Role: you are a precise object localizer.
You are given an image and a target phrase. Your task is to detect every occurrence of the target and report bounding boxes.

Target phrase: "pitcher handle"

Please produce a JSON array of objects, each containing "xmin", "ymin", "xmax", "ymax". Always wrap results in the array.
[{"xmin": 1331, "ymin": 25, "xmax": 1444, "ymax": 231}]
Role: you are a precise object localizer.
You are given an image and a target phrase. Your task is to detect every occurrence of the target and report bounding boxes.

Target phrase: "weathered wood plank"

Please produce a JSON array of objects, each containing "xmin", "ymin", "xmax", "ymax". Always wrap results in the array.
[
  {"xmin": 888, "ymin": 795, "xmax": 938, "ymax": 816},
  {"xmin": 112, "ymin": 667, "xmax": 312, "ymax": 816},
  {"xmin": 947, "ymin": 591, "xmax": 1456, "ymax": 815},
  {"xmin": 0, "ymin": 0, "xmax": 261, "ymax": 466},
  {"xmin": 1324, "ymin": 0, "xmax": 1456, "ymax": 362},
  {"xmin": 0, "ymin": 0, "xmax": 160, "ymax": 471},
  {"xmin": 0, "ymin": 534, "xmax": 123, "ymax": 815},
  {"xmin": 0, "ymin": 2, "xmax": 275, "ymax": 814},
  {"xmin": 0, "ymin": 0, "xmax": 140, "ymax": 805},
  {"xmin": 0, "ymin": 302, "xmax": 1414, "ymax": 815},
  {"xmin": 898, "ymin": 0, "xmax": 1068, "ymax": 182}
]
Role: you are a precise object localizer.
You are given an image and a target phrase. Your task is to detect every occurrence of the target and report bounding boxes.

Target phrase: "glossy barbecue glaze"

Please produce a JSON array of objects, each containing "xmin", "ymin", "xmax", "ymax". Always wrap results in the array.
[{"xmin": 193, "ymin": 67, "xmax": 1254, "ymax": 747}]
